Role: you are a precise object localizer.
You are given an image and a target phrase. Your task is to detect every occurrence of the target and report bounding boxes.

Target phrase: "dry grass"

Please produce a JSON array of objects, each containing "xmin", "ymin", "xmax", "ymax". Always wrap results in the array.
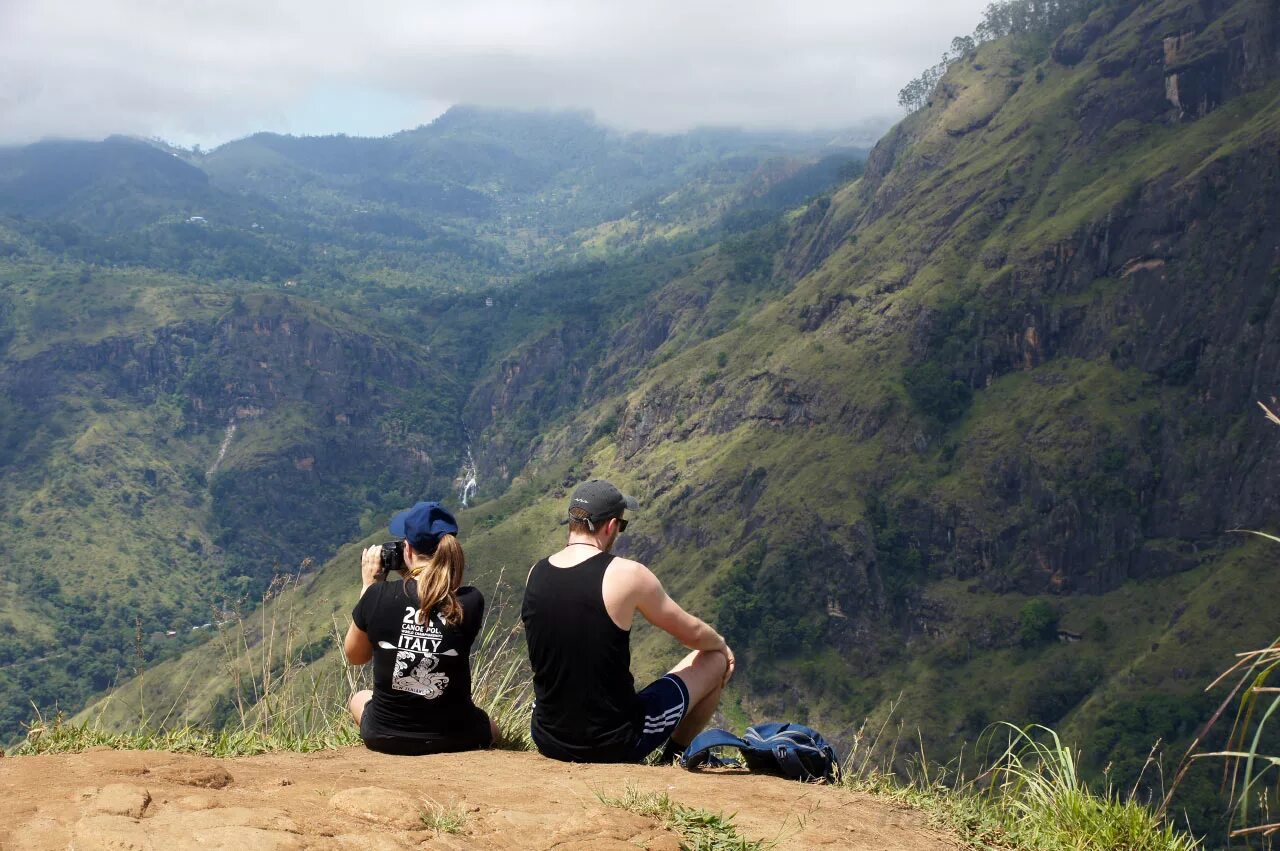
[
  {"xmin": 12, "ymin": 569, "xmax": 533, "ymax": 757},
  {"xmin": 467, "ymin": 577, "xmax": 534, "ymax": 750}
]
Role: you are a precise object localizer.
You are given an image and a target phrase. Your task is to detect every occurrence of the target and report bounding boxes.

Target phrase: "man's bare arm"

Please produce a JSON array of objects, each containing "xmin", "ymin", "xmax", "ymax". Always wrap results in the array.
[{"xmin": 632, "ymin": 564, "xmax": 727, "ymax": 652}]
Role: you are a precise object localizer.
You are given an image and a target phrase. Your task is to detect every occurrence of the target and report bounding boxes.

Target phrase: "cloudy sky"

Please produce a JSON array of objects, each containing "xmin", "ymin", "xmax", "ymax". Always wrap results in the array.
[{"xmin": 1, "ymin": 0, "xmax": 991, "ymax": 148}]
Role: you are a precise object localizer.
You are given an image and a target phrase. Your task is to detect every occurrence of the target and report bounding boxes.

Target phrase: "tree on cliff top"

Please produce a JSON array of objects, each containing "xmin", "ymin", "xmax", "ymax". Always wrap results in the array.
[{"xmin": 898, "ymin": 0, "xmax": 1108, "ymax": 112}]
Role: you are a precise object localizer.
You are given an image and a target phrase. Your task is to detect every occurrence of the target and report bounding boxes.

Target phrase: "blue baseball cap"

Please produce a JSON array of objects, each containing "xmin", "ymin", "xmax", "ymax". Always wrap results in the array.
[{"xmin": 389, "ymin": 501, "xmax": 459, "ymax": 553}]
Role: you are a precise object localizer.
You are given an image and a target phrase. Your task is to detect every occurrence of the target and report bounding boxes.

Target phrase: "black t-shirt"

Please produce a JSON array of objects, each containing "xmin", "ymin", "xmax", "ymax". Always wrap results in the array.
[{"xmin": 352, "ymin": 581, "xmax": 486, "ymax": 743}]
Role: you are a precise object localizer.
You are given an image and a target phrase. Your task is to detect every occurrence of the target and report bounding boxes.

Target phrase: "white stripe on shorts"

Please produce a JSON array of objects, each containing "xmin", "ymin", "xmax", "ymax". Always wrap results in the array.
[
  {"xmin": 642, "ymin": 707, "xmax": 685, "ymax": 732},
  {"xmin": 644, "ymin": 706, "xmax": 684, "ymax": 723}
]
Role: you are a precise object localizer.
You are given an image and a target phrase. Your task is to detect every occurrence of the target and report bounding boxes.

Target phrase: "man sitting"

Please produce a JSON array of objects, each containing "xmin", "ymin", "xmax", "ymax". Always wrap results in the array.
[{"xmin": 521, "ymin": 479, "xmax": 734, "ymax": 763}]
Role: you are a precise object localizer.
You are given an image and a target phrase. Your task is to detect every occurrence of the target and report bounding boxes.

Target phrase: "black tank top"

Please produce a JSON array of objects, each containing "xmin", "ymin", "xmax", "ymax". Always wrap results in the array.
[{"xmin": 522, "ymin": 551, "xmax": 640, "ymax": 761}]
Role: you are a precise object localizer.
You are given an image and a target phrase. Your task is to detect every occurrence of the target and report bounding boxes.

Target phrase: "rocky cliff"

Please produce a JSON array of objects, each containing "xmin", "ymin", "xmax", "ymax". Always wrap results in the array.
[{"xmin": 448, "ymin": 0, "xmax": 1280, "ymax": 776}]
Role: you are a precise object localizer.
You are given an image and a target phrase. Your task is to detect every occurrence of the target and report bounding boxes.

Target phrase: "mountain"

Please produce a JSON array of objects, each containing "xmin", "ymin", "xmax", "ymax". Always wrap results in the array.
[
  {"xmin": 462, "ymin": 0, "xmax": 1280, "ymax": 823},
  {"xmin": 0, "ymin": 112, "xmax": 857, "ymax": 740},
  {"xmin": 202, "ymin": 107, "xmax": 846, "ymax": 236},
  {"xmin": 0, "ymin": 279, "xmax": 474, "ymax": 733},
  {"xmin": 78, "ymin": 0, "xmax": 1280, "ymax": 835},
  {"xmin": 0, "ymin": 137, "xmax": 212, "ymax": 224},
  {"xmin": 0, "ymin": 111, "xmax": 856, "ymax": 295}
]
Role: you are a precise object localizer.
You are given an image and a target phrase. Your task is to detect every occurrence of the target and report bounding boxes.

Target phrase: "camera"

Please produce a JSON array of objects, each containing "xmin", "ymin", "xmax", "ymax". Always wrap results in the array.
[{"xmin": 378, "ymin": 540, "xmax": 406, "ymax": 576}]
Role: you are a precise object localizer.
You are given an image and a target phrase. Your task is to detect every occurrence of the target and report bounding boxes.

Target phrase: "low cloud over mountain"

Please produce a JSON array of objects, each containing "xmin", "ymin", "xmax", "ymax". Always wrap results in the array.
[{"xmin": 0, "ymin": 0, "xmax": 987, "ymax": 145}]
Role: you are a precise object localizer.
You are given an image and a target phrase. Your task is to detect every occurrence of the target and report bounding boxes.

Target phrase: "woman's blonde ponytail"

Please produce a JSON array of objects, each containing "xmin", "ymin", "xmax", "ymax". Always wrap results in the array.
[{"xmin": 405, "ymin": 533, "xmax": 465, "ymax": 626}]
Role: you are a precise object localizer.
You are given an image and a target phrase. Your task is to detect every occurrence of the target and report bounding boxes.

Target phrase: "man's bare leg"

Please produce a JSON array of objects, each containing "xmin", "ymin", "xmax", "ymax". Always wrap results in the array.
[{"xmin": 667, "ymin": 649, "xmax": 730, "ymax": 752}]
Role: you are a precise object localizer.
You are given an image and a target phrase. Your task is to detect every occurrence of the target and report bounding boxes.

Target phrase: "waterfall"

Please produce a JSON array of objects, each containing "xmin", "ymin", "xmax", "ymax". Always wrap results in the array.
[
  {"xmin": 459, "ymin": 448, "xmax": 478, "ymax": 507},
  {"xmin": 207, "ymin": 419, "xmax": 236, "ymax": 476}
]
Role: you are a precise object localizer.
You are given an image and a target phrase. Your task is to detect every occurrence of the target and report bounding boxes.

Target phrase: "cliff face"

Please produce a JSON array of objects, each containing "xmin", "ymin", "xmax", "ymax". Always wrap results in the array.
[
  {"xmin": 573, "ymin": 0, "xmax": 1280, "ymax": 591},
  {"xmin": 443, "ymin": 0, "xmax": 1280, "ymax": 760},
  {"xmin": 822, "ymin": 0, "xmax": 1280, "ymax": 594},
  {"xmin": 2, "ymin": 292, "xmax": 465, "ymax": 513}
]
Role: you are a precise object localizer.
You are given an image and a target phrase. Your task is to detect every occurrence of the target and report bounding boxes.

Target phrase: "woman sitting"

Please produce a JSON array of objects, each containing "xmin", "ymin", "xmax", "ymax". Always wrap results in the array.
[{"xmin": 344, "ymin": 501, "xmax": 497, "ymax": 754}]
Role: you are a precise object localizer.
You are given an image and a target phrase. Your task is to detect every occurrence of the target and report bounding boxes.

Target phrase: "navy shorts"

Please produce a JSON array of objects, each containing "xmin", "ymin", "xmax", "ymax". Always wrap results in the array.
[{"xmin": 626, "ymin": 673, "xmax": 690, "ymax": 761}]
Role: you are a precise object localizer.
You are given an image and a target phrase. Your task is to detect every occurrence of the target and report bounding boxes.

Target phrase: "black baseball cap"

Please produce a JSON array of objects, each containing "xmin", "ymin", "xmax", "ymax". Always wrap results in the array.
[{"xmin": 568, "ymin": 479, "xmax": 638, "ymax": 526}]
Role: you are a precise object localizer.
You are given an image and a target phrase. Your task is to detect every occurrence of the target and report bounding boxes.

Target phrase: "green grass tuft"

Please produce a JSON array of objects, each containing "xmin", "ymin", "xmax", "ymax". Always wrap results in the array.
[
  {"xmin": 597, "ymin": 784, "xmax": 771, "ymax": 851},
  {"xmin": 839, "ymin": 717, "xmax": 1200, "ymax": 851},
  {"xmin": 975, "ymin": 724, "xmax": 1198, "ymax": 851}
]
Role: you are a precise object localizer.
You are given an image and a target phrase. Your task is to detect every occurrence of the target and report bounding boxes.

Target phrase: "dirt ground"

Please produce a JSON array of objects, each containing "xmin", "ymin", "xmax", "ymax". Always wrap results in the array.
[{"xmin": 0, "ymin": 747, "xmax": 962, "ymax": 850}]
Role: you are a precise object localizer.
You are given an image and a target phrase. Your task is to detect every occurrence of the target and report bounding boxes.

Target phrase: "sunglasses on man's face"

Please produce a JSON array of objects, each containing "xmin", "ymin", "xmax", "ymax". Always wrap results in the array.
[{"xmin": 614, "ymin": 517, "xmax": 629, "ymax": 533}]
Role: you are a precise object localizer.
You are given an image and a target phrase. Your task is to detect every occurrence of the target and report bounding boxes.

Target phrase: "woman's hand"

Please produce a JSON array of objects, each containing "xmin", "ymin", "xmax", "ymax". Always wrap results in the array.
[{"xmin": 361, "ymin": 545, "xmax": 384, "ymax": 592}]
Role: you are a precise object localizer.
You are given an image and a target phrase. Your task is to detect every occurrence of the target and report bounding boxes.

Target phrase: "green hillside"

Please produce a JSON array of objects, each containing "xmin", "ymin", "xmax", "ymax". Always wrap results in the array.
[
  {"xmin": 0, "ymin": 269, "xmax": 475, "ymax": 730},
  {"xmin": 76, "ymin": 0, "xmax": 1280, "ymax": 838},
  {"xmin": 6, "ymin": 0, "xmax": 1280, "ymax": 842},
  {"xmin": 0, "ymin": 111, "xmax": 854, "ymax": 739}
]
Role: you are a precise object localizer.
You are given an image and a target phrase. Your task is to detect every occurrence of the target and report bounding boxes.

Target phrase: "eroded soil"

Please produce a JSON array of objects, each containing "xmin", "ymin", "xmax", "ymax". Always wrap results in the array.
[{"xmin": 0, "ymin": 747, "xmax": 961, "ymax": 849}]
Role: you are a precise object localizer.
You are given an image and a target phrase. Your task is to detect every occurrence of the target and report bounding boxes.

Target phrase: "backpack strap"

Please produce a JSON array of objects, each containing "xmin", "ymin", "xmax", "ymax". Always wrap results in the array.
[
  {"xmin": 745, "ymin": 722, "xmax": 789, "ymax": 741},
  {"xmin": 770, "ymin": 742, "xmax": 811, "ymax": 781},
  {"xmin": 681, "ymin": 728, "xmax": 749, "ymax": 771}
]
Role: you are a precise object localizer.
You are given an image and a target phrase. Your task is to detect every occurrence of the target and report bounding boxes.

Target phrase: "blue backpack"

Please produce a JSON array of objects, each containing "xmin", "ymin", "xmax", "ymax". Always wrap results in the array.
[{"xmin": 680, "ymin": 722, "xmax": 841, "ymax": 783}]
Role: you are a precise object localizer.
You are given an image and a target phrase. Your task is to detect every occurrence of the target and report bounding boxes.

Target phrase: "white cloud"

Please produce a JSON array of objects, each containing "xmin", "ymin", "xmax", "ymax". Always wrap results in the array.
[{"xmin": 0, "ymin": 0, "xmax": 991, "ymax": 146}]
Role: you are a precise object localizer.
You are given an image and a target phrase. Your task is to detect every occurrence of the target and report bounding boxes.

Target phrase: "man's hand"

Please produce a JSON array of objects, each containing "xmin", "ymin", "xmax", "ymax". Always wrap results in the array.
[
  {"xmin": 720, "ymin": 643, "xmax": 736, "ymax": 688},
  {"xmin": 360, "ymin": 545, "xmax": 384, "ymax": 591}
]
